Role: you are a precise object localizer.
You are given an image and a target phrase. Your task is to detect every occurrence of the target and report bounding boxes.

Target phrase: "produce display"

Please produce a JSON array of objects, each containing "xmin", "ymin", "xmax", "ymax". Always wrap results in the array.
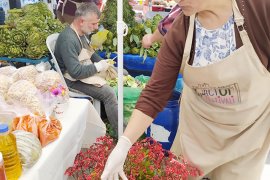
[
  {"xmin": 0, "ymin": 2, "xmax": 65, "ymax": 59},
  {"xmin": 107, "ymin": 75, "xmax": 149, "ymax": 125},
  {"xmin": 97, "ymin": 0, "xmax": 163, "ymax": 58},
  {"xmin": 107, "ymin": 75, "xmax": 147, "ymax": 89},
  {"xmin": 0, "ymin": 64, "xmax": 68, "ymax": 117}
]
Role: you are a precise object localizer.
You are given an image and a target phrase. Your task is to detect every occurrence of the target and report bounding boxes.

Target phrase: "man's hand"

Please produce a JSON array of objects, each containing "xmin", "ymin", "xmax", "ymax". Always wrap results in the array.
[
  {"xmin": 142, "ymin": 34, "xmax": 154, "ymax": 48},
  {"xmin": 94, "ymin": 59, "xmax": 110, "ymax": 72},
  {"xmin": 101, "ymin": 136, "xmax": 132, "ymax": 180}
]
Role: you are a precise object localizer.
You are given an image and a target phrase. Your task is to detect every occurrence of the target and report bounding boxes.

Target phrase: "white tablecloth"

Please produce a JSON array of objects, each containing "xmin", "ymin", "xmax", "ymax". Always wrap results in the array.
[{"xmin": 20, "ymin": 98, "xmax": 106, "ymax": 180}]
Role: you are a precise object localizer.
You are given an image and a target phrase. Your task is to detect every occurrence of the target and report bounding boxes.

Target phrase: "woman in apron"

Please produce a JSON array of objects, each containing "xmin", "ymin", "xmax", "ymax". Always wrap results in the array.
[{"xmin": 101, "ymin": 0, "xmax": 270, "ymax": 179}]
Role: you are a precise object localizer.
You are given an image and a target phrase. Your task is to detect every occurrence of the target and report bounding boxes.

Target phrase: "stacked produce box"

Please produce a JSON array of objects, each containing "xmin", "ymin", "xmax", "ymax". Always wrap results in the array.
[
  {"xmin": 97, "ymin": 0, "xmax": 162, "ymax": 59},
  {"xmin": 0, "ymin": 2, "xmax": 65, "ymax": 59}
]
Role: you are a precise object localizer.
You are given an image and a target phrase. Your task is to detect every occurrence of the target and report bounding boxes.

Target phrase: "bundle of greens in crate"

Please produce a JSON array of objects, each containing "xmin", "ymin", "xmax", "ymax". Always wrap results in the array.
[
  {"xmin": 0, "ymin": 2, "xmax": 65, "ymax": 59},
  {"xmin": 107, "ymin": 75, "xmax": 150, "ymax": 126},
  {"xmin": 94, "ymin": 0, "xmax": 163, "ymax": 59}
]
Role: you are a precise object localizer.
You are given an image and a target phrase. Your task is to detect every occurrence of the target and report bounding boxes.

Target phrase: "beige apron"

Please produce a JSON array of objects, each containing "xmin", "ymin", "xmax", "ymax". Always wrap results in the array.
[
  {"xmin": 170, "ymin": 0, "xmax": 270, "ymax": 179},
  {"xmin": 64, "ymin": 25, "xmax": 116, "ymax": 87}
]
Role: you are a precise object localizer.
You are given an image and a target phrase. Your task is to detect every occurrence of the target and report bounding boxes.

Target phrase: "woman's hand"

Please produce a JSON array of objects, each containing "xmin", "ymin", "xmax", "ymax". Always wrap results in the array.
[
  {"xmin": 101, "ymin": 136, "xmax": 132, "ymax": 180},
  {"xmin": 142, "ymin": 34, "xmax": 154, "ymax": 48}
]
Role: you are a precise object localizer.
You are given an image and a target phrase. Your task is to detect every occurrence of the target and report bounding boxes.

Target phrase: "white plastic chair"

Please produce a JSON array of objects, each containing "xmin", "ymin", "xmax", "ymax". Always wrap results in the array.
[{"xmin": 46, "ymin": 33, "xmax": 101, "ymax": 115}]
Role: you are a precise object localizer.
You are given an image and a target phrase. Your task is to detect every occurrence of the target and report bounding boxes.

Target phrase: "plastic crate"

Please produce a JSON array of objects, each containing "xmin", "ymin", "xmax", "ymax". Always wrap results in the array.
[
  {"xmin": 123, "ymin": 54, "xmax": 156, "ymax": 77},
  {"xmin": 0, "ymin": 56, "xmax": 50, "ymax": 64},
  {"xmin": 146, "ymin": 91, "xmax": 180, "ymax": 150}
]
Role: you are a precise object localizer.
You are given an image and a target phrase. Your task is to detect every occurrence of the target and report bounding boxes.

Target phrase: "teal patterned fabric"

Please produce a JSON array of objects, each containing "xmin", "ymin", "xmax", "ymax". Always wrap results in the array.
[{"xmin": 193, "ymin": 16, "xmax": 236, "ymax": 67}]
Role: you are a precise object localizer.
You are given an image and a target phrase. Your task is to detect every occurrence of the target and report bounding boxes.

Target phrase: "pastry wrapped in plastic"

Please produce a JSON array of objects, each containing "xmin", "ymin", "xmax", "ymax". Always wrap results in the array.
[
  {"xmin": 7, "ymin": 80, "xmax": 43, "ymax": 115},
  {"xmin": 12, "ymin": 115, "xmax": 39, "ymax": 137},
  {"xmin": 0, "ymin": 66, "xmax": 17, "ymax": 76},
  {"xmin": 0, "ymin": 74, "xmax": 13, "ymax": 100},
  {"xmin": 35, "ymin": 70, "xmax": 62, "ymax": 92},
  {"xmin": 12, "ymin": 65, "xmax": 38, "ymax": 83},
  {"xmin": 38, "ymin": 116, "xmax": 62, "ymax": 147},
  {"xmin": 12, "ymin": 130, "xmax": 42, "ymax": 169}
]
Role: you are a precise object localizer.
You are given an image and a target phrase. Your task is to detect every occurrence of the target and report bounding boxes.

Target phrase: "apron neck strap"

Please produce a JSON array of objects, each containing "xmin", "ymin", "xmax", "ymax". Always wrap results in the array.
[
  {"xmin": 180, "ymin": 14, "xmax": 195, "ymax": 74},
  {"xmin": 232, "ymin": 0, "xmax": 244, "ymax": 28},
  {"xmin": 180, "ymin": 0, "xmax": 250, "ymax": 74},
  {"xmin": 70, "ymin": 24, "xmax": 87, "ymax": 48},
  {"xmin": 231, "ymin": 0, "xmax": 251, "ymax": 45}
]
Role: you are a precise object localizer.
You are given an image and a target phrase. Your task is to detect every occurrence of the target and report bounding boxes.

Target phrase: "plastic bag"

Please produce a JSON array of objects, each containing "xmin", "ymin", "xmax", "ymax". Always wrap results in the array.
[
  {"xmin": 0, "ymin": 66, "xmax": 17, "ymax": 76},
  {"xmin": 35, "ymin": 70, "xmax": 62, "ymax": 93},
  {"xmin": 0, "ymin": 111, "xmax": 16, "ymax": 129},
  {"xmin": 12, "ymin": 130, "xmax": 42, "ymax": 169},
  {"xmin": 0, "ymin": 74, "xmax": 13, "ymax": 100},
  {"xmin": 90, "ymin": 29, "xmax": 109, "ymax": 49},
  {"xmin": 38, "ymin": 116, "xmax": 62, "ymax": 147},
  {"xmin": 7, "ymin": 80, "xmax": 43, "ymax": 115},
  {"xmin": 135, "ymin": 75, "xmax": 150, "ymax": 84},
  {"xmin": 12, "ymin": 115, "xmax": 39, "ymax": 137},
  {"xmin": 35, "ymin": 62, "xmax": 51, "ymax": 72},
  {"xmin": 12, "ymin": 65, "xmax": 38, "ymax": 83},
  {"xmin": 98, "ymin": 65, "xmax": 118, "ymax": 81},
  {"xmin": 115, "ymin": 87, "xmax": 142, "ymax": 125}
]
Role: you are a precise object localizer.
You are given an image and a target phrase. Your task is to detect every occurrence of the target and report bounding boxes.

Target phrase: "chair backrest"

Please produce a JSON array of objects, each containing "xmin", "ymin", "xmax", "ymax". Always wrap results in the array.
[
  {"xmin": 46, "ymin": 33, "xmax": 100, "ymax": 114},
  {"xmin": 46, "ymin": 33, "xmax": 92, "ymax": 99},
  {"xmin": 46, "ymin": 33, "xmax": 70, "ymax": 94}
]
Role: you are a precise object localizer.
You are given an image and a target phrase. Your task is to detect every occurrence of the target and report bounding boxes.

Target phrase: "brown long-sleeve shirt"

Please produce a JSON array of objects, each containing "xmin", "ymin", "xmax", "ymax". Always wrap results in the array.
[{"xmin": 136, "ymin": 0, "xmax": 270, "ymax": 119}]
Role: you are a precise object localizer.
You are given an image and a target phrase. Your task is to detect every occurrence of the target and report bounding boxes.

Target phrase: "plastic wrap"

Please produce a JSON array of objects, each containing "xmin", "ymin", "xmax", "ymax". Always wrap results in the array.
[
  {"xmin": 38, "ymin": 116, "xmax": 62, "ymax": 147},
  {"xmin": 12, "ymin": 130, "xmax": 42, "ymax": 169},
  {"xmin": 7, "ymin": 80, "xmax": 43, "ymax": 115},
  {"xmin": 12, "ymin": 65, "xmax": 38, "ymax": 83},
  {"xmin": 0, "ymin": 74, "xmax": 13, "ymax": 100},
  {"xmin": 12, "ymin": 115, "xmax": 39, "ymax": 137},
  {"xmin": 0, "ymin": 66, "xmax": 17, "ymax": 76},
  {"xmin": 35, "ymin": 70, "xmax": 62, "ymax": 92},
  {"xmin": 0, "ymin": 111, "xmax": 16, "ymax": 129}
]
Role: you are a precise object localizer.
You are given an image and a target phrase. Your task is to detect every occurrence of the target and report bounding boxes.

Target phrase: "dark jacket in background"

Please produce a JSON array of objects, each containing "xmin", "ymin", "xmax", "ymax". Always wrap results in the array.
[{"xmin": 56, "ymin": 0, "xmax": 101, "ymax": 24}]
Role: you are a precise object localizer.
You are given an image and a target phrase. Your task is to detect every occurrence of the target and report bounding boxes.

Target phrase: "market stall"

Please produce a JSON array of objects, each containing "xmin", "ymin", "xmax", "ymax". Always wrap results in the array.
[
  {"xmin": 19, "ymin": 98, "xmax": 105, "ymax": 180},
  {"xmin": 1, "ymin": 1, "xmax": 269, "ymax": 180}
]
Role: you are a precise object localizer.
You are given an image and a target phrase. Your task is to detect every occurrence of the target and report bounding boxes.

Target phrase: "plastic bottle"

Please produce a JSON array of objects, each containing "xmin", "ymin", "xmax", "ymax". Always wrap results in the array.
[
  {"xmin": 0, "ymin": 152, "xmax": 7, "ymax": 180},
  {"xmin": 0, "ymin": 124, "xmax": 22, "ymax": 180}
]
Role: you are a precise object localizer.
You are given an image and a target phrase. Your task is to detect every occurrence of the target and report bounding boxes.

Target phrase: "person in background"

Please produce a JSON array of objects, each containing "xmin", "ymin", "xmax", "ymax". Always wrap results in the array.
[
  {"xmin": 101, "ymin": 0, "xmax": 270, "ymax": 179},
  {"xmin": 56, "ymin": 0, "xmax": 102, "ymax": 24},
  {"xmin": 142, "ymin": 0, "xmax": 181, "ymax": 48},
  {"xmin": 54, "ymin": 2, "xmax": 119, "ymax": 134}
]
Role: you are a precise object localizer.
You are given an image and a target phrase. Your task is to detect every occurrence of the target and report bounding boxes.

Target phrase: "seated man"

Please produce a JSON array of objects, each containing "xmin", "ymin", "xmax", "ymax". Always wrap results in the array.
[{"xmin": 54, "ymin": 2, "xmax": 118, "ymax": 134}]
